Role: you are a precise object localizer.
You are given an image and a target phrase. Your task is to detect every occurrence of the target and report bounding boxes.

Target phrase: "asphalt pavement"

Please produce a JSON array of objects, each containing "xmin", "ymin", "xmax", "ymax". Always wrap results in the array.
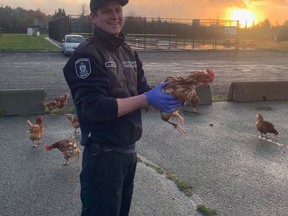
[
  {"xmin": 1, "ymin": 101, "xmax": 288, "ymax": 216},
  {"xmin": 1, "ymin": 51, "xmax": 288, "ymax": 216},
  {"xmin": 0, "ymin": 113, "xmax": 202, "ymax": 216}
]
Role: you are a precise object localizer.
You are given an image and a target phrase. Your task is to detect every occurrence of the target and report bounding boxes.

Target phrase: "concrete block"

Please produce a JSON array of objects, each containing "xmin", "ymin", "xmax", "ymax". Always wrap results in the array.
[
  {"xmin": 183, "ymin": 85, "xmax": 212, "ymax": 107},
  {"xmin": 228, "ymin": 81, "xmax": 288, "ymax": 102},
  {"xmin": 196, "ymin": 85, "xmax": 212, "ymax": 105},
  {"xmin": 0, "ymin": 89, "xmax": 45, "ymax": 116}
]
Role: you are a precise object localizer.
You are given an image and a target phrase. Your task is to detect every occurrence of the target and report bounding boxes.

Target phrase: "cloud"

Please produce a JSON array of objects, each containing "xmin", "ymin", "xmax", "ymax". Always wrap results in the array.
[
  {"xmin": 245, "ymin": 0, "xmax": 288, "ymax": 6},
  {"xmin": 2, "ymin": 0, "xmax": 288, "ymax": 23}
]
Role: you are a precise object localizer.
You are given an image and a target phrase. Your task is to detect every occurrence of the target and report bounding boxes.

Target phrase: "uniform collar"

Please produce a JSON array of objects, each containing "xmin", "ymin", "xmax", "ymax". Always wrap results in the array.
[{"xmin": 93, "ymin": 27, "xmax": 125, "ymax": 50}]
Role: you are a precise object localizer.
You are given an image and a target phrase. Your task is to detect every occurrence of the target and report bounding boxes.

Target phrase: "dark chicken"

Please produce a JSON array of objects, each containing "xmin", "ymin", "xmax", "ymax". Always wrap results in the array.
[
  {"xmin": 256, "ymin": 113, "xmax": 278, "ymax": 139},
  {"xmin": 42, "ymin": 92, "xmax": 69, "ymax": 112},
  {"xmin": 27, "ymin": 115, "xmax": 45, "ymax": 147},
  {"xmin": 44, "ymin": 139, "xmax": 81, "ymax": 165},
  {"xmin": 65, "ymin": 114, "xmax": 80, "ymax": 134},
  {"xmin": 161, "ymin": 69, "xmax": 215, "ymax": 134}
]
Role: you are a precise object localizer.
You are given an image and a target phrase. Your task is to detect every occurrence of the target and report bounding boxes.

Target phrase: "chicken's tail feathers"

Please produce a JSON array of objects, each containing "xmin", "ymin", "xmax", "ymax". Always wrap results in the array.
[
  {"xmin": 273, "ymin": 129, "xmax": 279, "ymax": 135},
  {"xmin": 64, "ymin": 92, "xmax": 70, "ymax": 98},
  {"xmin": 44, "ymin": 144, "xmax": 54, "ymax": 151},
  {"xmin": 64, "ymin": 113, "xmax": 73, "ymax": 120},
  {"xmin": 76, "ymin": 149, "xmax": 81, "ymax": 160},
  {"xmin": 27, "ymin": 120, "xmax": 33, "ymax": 128}
]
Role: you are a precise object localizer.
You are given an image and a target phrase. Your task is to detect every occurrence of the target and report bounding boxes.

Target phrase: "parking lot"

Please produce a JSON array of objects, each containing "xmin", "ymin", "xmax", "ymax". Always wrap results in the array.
[
  {"xmin": 1, "ymin": 50, "xmax": 288, "ymax": 97},
  {"xmin": 1, "ymin": 51, "xmax": 288, "ymax": 216}
]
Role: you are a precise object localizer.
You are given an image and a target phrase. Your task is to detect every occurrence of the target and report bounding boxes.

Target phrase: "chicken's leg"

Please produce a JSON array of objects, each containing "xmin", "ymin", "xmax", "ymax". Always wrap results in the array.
[
  {"xmin": 161, "ymin": 111, "xmax": 186, "ymax": 135},
  {"xmin": 33, "ymin": 140, "xmax": 40, "ymax": 148},
  {"xmin": 165, "ymin": 120, "xmax": 186, "ymax": 135}
]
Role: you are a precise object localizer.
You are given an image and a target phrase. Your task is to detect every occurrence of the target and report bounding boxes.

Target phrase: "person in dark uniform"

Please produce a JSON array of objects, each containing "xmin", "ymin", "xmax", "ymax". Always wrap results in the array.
[{"xmin": 63, "ymin": 0, "xmax": 181, "ymax": 215}]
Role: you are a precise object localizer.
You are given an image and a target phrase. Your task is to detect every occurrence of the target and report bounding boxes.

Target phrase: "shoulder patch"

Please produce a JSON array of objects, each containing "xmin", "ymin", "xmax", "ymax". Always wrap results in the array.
[{"xmin": 75, "ymin": 58, "xmax": 91, "ymax": 79}]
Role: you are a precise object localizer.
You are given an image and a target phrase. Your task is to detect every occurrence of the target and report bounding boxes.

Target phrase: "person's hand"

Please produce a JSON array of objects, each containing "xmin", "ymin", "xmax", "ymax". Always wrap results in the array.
[{"xmin": 144, "ymin": 82, "xmax": 182, "ymax": 113}]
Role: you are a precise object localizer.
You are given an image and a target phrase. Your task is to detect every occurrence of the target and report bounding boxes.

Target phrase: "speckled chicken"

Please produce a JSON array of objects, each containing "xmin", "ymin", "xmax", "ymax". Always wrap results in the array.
[
  {"xmin": 256, "ymin": 113, "xmax": 278, "ymax": 139},
  {"xmin": 44, "ymin": 139, "xmax": 81, "ymax": 166},
  {"xmin": 65, "ymin": 114, "xmax": 80, "ymax": 134},
  {"xmin": 161, "ymin": 69, "xmax": 215, "ymax": 134},
  {"xmin": 27, "ymin": 115, "xmax": 45, "ymax": 147},
  {"xmin": 42, "ymin": 92, "xmax": 69, "ymax": 112}
]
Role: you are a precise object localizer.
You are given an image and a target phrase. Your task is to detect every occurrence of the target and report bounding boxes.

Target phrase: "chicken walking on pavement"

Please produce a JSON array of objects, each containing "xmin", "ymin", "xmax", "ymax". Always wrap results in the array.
[
  {"xmin": 65, "ymin": 114, "xmax": 80, "ymax": 135},
  {"xmin": 44, "ymin": 139, "xmax": 81, "ymax": 166},
  {"xmin": 42, "ymin": 92, "xmax": 69, "ymax": 113},
  {"xmin": 27, "ymin": 115, "xmax": 45, "ymax": 148},
  {"xmin": 256, "ymin": 112, "xmax": 278, "ymax": 139}
]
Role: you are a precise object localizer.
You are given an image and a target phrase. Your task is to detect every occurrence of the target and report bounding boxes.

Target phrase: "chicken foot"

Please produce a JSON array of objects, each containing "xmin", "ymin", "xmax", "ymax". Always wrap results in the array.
[
  {"xmin": 63, "ymin": 159, "xmax": 69, "ymax": 166},
  {"xmin": 260, "ymin": 133, "xmax": 270, "ymax": 140},
  {"xmin": 166, "ymin": 120, "xmax": 186, "ymax": 135},
  {"xmin": 32, "ymin": 140, "xmax": 40, "ymax": 148}
]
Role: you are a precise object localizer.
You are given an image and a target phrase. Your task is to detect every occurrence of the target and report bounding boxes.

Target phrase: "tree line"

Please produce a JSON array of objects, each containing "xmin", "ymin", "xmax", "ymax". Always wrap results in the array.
[
  {"xmin": 0, "ymin": 6, "xmax": 67, "ymax": 33},
  {"xmin": 0, "ymin": 5, "xmax": 288, "ymax": 41}
]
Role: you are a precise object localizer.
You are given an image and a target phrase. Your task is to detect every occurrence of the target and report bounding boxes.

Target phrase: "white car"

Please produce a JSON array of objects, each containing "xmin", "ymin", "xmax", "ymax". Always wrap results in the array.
[{"xmin": 61, "ymin": 34, "xmax": 86, "ymax": 55}]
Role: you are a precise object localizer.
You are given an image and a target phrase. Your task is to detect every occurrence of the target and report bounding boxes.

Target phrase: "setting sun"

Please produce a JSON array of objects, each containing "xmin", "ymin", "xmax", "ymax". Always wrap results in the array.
[{"xmin": 226, "ymin": 9, "xmax": 258, "ymax": 28}]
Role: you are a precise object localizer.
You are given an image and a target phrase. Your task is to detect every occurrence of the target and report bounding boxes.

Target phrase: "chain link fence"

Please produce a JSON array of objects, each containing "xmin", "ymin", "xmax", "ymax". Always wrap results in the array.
[{"xmin": 49, "ymin": 16, "xmax": 240, "ymax": 50}]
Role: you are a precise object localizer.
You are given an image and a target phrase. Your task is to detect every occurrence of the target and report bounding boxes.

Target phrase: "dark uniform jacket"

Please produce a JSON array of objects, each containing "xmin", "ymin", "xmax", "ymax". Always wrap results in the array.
[{"xmin": 63, "ymin": 27, "xmax": 150, "ymax": 153}]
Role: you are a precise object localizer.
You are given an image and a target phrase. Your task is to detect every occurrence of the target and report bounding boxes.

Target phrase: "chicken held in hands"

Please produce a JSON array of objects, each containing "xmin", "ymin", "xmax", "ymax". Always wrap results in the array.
[
  {"xmin": 65, "ymin": 114, "xmax": 80, "ymax": 134},
  {"xmin": 44, "ymin": 139, "xmax": 81, "ymax": 166},
  {"xmin": 27, "ymin": 115, "xmax": 45, "ymax": 147},
  {"xmin": 256, "ymin": 113, "xmax": 278, "ymax": 139},
  {"xmin": 161, "ymin": 69, "xmax": 215, "ymax": 134}
]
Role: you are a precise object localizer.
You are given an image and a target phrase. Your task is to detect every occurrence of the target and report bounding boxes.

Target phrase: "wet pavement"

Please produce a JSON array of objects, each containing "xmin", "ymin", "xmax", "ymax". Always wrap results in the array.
[{"xmin": 1, "ymin": 51, "xmax": 288, "ymax": 216}]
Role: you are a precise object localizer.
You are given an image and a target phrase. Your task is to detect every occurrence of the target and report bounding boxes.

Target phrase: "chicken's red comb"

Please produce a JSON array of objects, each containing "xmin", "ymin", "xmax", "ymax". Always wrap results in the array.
[{"xmin": 206, "ymin": 69, "xmax": 215, "ymax": 81}]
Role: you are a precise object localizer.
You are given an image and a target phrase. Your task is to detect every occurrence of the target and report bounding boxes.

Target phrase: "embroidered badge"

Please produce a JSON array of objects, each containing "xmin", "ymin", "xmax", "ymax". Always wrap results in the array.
[
  {"xmin": 75, "ymin": 58, "xmax": 91, "ymax": 79},
  {"xmin": 105, "ymin": 61, "xmax": 117, "ymax": 68},
  {"xmin": 123, "ymin": 61, "xmax": 137, "ymax": 68}
]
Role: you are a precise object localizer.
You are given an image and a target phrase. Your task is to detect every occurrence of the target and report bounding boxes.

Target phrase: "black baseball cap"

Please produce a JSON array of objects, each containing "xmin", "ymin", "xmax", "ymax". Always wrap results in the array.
[{"xmin": 90, "ymin": 0, "xmax": 129, "ymax": 12}]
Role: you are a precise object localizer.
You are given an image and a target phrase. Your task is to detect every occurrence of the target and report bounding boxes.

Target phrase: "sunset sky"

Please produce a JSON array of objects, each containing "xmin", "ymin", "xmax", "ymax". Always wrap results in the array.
[{"xmin": 2, "ymin": 0, "xmax": 288, "ymax": 27}]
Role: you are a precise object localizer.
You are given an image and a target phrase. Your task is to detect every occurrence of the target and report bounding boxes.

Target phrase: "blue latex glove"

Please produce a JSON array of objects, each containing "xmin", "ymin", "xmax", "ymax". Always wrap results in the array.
[{"xmin": 144, "ymin": 82, "xmax": 182, "ymax": 113}]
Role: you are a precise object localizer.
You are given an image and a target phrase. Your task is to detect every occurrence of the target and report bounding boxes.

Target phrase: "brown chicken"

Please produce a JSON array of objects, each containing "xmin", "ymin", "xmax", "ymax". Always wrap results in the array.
[
  {"xmin": 42, "ymin": 92, "xmax": 69, "ymax": 112},
  {"xmin": 27, "ymin": 115, "xmax": 45, "ymax": 147},
  {"xmin": 161, "ymin": 69, "xmax": 215, "ymax": 134},
  {"xmin": 256, "ymin": 113, "xmax": 278, "ymax": 139},
  {"xmin": 65, "ymin": 114, "xmax": 80, "ymax": 134},
  {"xmin": 44, "ymin": 139, "xmax": 81, "ymax": 165}
]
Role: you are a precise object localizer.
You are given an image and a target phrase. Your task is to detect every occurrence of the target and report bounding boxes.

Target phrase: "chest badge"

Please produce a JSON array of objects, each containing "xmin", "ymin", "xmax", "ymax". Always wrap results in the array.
[{"xmin": 75, "ymin": 58, "xmax": 91, "ymax": 79}]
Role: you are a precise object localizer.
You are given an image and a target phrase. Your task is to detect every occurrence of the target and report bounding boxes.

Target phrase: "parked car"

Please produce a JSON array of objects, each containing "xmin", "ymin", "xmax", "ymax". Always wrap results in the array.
[
  {"xmin": 61, "ymin": 34, "xmax": 86, "ymax": 55},
  {"xmin": 156, "ymin": 40, "xmax": 177, "ymax": 49}
]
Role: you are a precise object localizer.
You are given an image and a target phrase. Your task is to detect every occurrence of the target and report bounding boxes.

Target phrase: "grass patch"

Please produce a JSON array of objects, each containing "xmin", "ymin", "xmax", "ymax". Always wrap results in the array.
[
  {"xmin": 137, "ymin": 157, "xmax": 193, "ymax": 197},
  {"xmin": 0, "ymin": 34, "xmax": 59, "ymax": 51},
  {"xmin": 197, "ymin": 204, "xmax": 217, "ymax": 216},
  {"xmin": 255, "ymin": 106, "xmax": 273, "ymax": 111},
  {"xmin": 212, "ymin": 94, "xmax": 228, "ymax": 102},
  {"xmin": 175, "ymin": 179, "xmax": 193, "ymax": 197},
  {"xmin": 166, "ymin": 170, "xmax": 178, "ymax": 181},
  {"xmin": 143, "ymin": 161, "xmax": 165, "ymax": 174},
  {"xmin": 165, "ymin": 170, "xmax": 193, "ymax": 197}
]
